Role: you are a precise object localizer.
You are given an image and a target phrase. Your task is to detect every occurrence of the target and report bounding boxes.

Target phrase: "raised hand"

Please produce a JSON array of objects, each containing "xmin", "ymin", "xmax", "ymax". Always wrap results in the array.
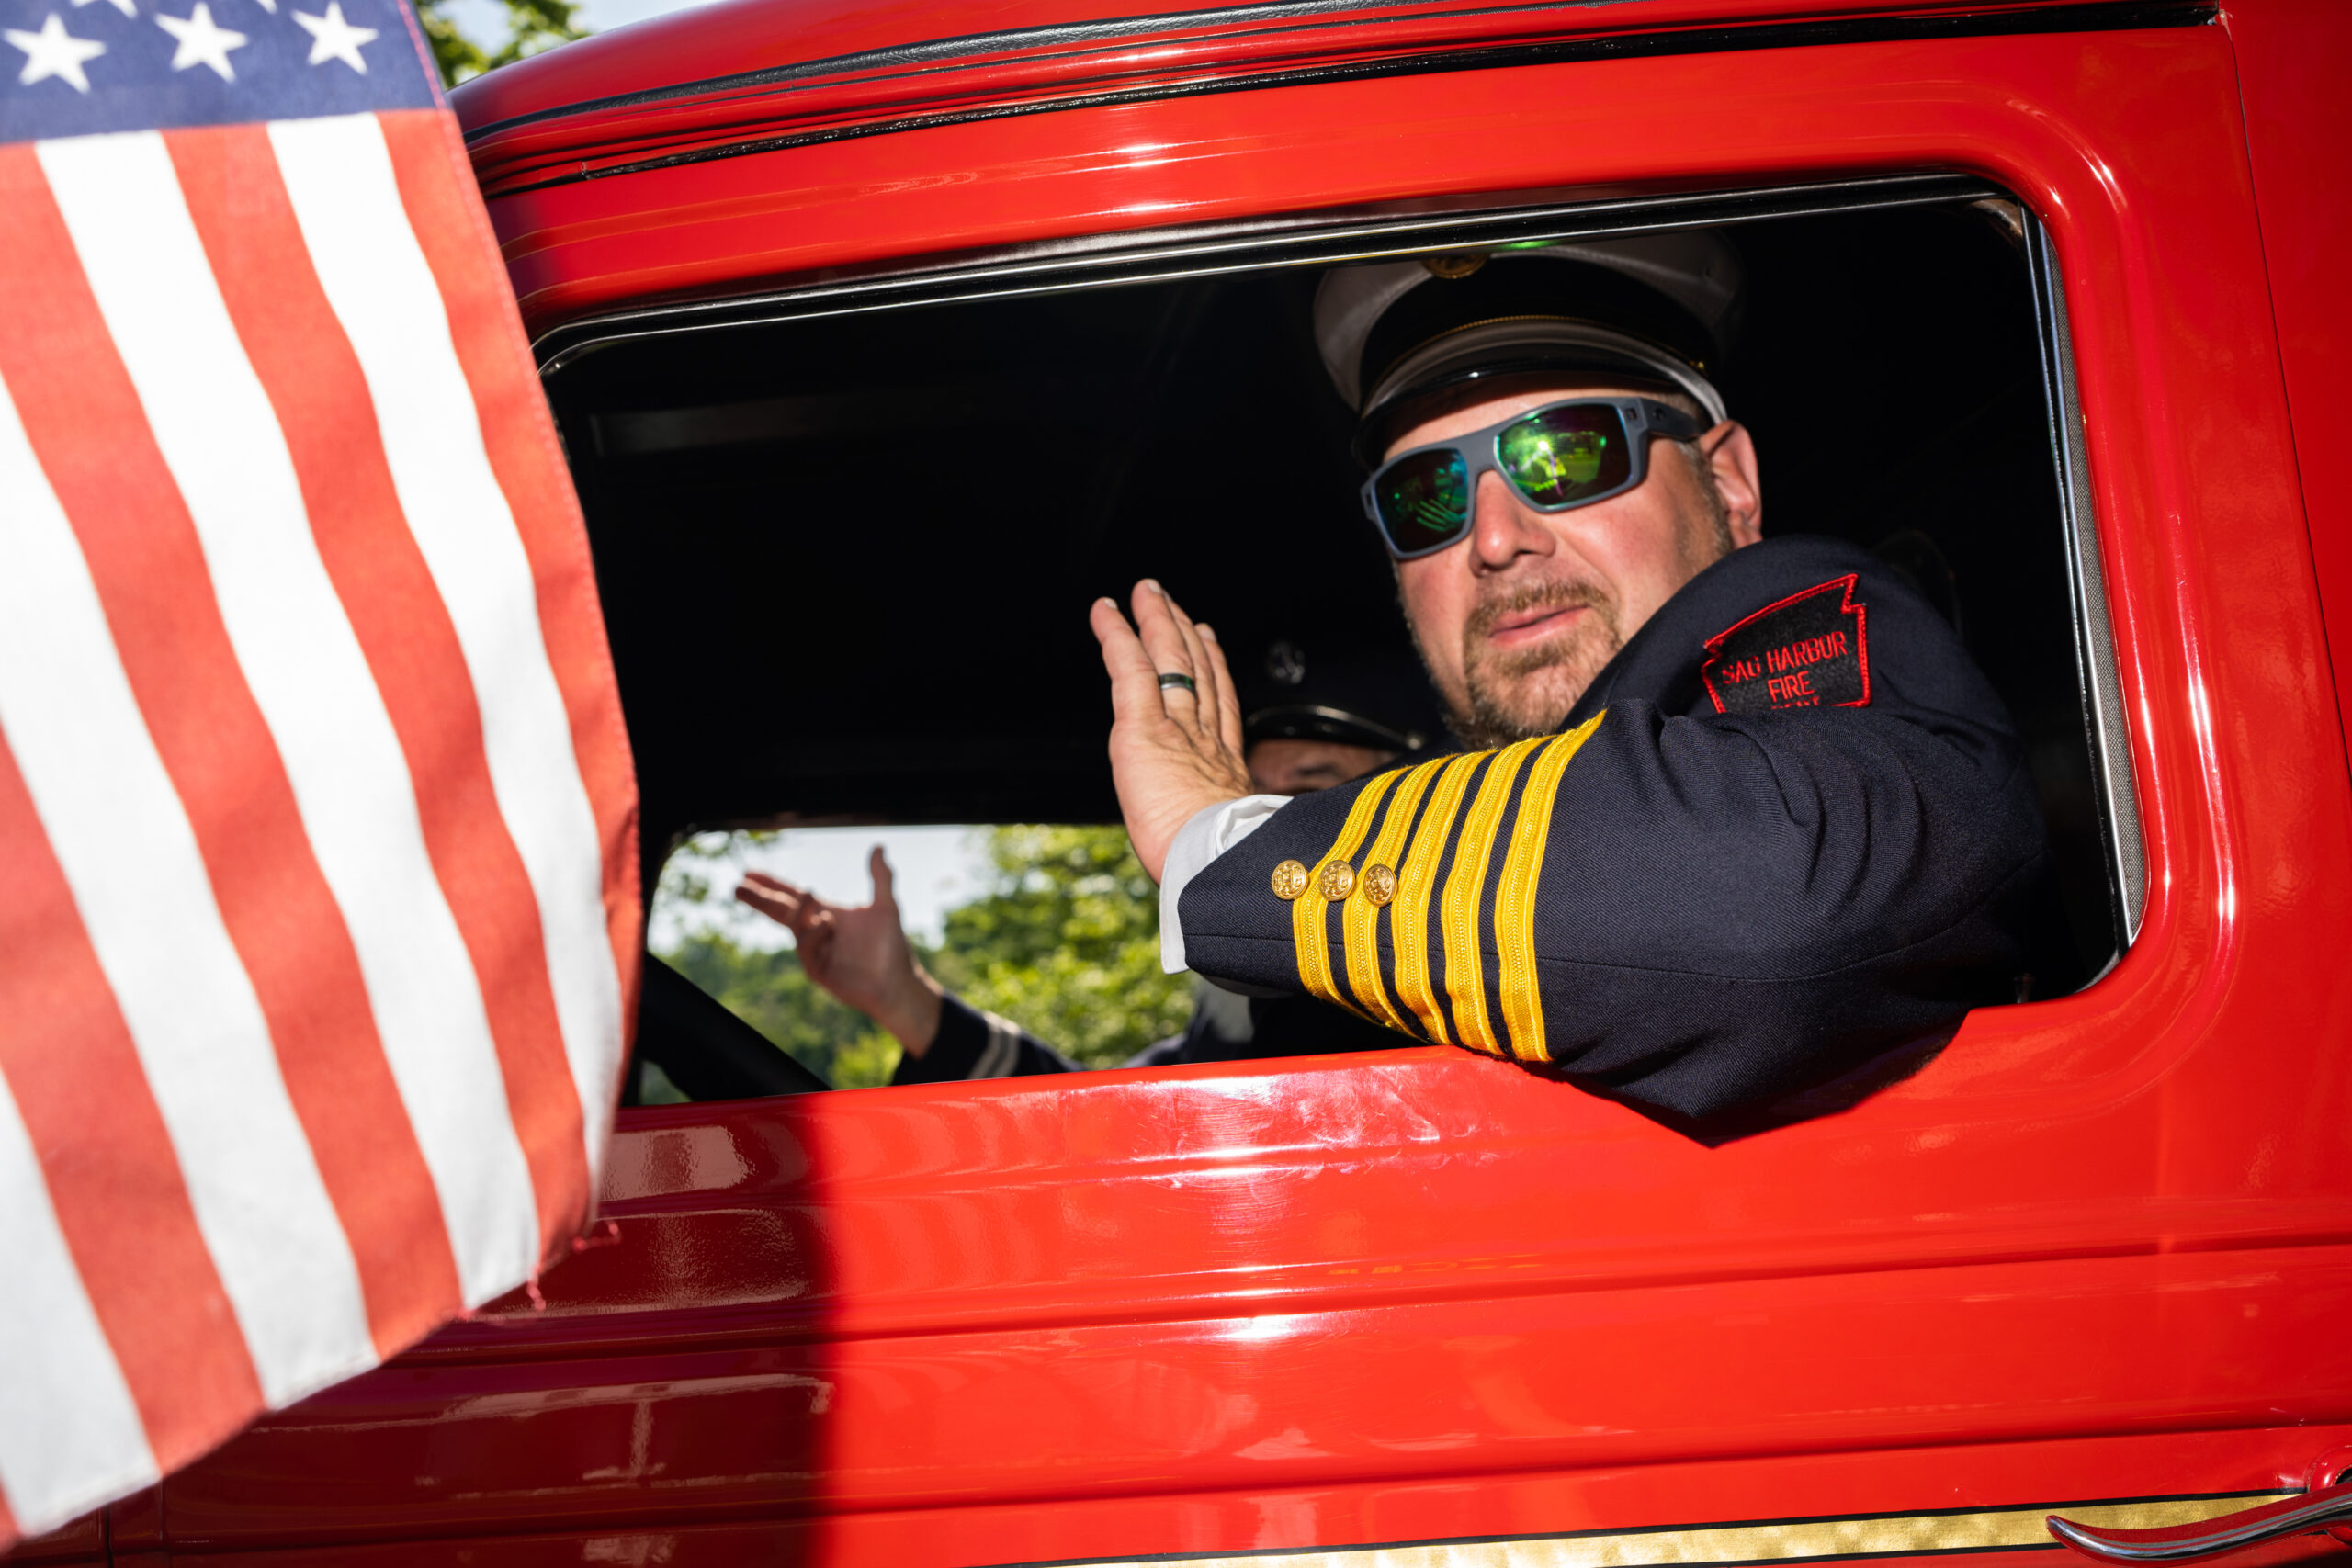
[
  {"xmin": 1089, "ymin": 579, "xmax": 1253, "ymax": 882},
  {"xmin": 734, "ymin": 847, "xmax": 945, "ymax": 1055}
]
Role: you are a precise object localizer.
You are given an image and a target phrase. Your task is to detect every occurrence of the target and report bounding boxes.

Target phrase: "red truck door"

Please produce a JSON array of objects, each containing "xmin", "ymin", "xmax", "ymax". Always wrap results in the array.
[{"xmin": 77, "ymin": 5, "xmax": 2352, "ymax": 1565}]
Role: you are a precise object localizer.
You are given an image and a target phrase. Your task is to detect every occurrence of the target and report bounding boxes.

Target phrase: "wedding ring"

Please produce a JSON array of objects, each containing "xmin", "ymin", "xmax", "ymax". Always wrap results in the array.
[{"xmin": 1157, "ymin": 672, "xmax": 1198, "ymax": 694}]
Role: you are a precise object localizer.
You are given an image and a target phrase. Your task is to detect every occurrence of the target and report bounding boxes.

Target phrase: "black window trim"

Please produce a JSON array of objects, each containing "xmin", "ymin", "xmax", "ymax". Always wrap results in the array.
[
  {"xmin": 2028, "ymin": 215, "xmax": 2143, "ymax": 947},
  {"xmin": 535, "ymin": 172, "xmax": 1996, "ymax": 374}
]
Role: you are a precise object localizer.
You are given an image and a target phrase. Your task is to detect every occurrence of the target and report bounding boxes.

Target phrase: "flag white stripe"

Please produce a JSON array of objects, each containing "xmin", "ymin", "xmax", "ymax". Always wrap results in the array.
[
  {"xmin": 272, "ymin": 113, "xmax": 626, "ymax": 1177},
  {"xmin": 0, "ymin": 290, "xmax": 366, "ymax": 1412},
  {"xmin": 38, "ymin": 130, "xmax": 543, "ymax": 1312},
  {"xmin": 0, "ymin": 1047, "xmax": 158, "ymax": 1534}
]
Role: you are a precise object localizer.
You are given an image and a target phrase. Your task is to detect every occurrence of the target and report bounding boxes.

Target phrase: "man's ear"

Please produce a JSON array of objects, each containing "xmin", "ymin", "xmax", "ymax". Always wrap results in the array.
[{"xmin": 1701, "ymin": 421, "xmax": 1763, "ymax": 548}]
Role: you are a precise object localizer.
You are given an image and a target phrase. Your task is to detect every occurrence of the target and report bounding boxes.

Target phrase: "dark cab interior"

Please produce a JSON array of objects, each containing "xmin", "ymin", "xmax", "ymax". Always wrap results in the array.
[{"xmin": 541, "ymin": 193, "xmax": 2125, "ymax": 1100}]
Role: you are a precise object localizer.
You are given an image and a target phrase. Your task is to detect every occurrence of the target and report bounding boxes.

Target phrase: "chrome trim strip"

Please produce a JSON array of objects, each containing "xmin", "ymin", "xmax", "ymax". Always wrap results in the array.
[
  {"xmin": 534, "ymin": 173, "xmax": 1996, "ymax": 373},
  {"xmin": 463, "ymin": 0, "xmax": 2211, "ymax": 145},
  {"xmin": 2050, "ymin": 1482, "xmax": 2352, "ymax": 1564},
  {"xmin": 1004, "ymin": 1493, "xmax": 2294, "ymax": 1568},
  {"xmin": 2030, "ymin": 217, "xmax": 2146, "ymax": 947}
]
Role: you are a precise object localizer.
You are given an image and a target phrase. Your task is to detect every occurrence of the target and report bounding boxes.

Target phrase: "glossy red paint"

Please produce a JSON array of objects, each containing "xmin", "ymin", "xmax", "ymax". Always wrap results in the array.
[
  {"xmin": 2226, "ymin": 0, "xmax": 2352, "ymax": 764},
  {"xmin": 451, "ymin": 0, "xmax": 2165, "ymax": 172},
  {"xmin": 0, "ymin": 1513, "xmax": 101, "ymax": 1566},
  {"xmin": 462, "ymin": 6, "xmax": 2277, "ymax": 333},
  {"xmin": 25, "ymin": 2, "xmax": 2348, "ymax": 1563}
]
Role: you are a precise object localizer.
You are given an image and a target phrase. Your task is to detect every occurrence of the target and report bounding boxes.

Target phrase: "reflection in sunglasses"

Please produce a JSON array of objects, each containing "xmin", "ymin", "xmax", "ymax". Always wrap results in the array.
[{"xmin": 1503, "ymin": 421, "xmax": 1609, "ymax": 495}]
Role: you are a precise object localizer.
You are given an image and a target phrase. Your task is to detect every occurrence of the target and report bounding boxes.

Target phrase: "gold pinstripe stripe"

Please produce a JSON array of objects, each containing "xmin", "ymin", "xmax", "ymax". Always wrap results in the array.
[
  {"xmin": 1389, "ymin": 751, "xmax": 1484, "ymax": 1046},
  {"xmin": 1294, "ymin": 768, "xmax": 1401, "ymax": 1018},
  {"xmin": 1494, "ymin": 712, "xmax": 1605, "ymax": 1064},
  {"xmin": 1023, "ymin": 1493, "xmax": 2295, "ymax": 1568},
  {"xmin": 1438, "ymin": 735, "xmax": 1547, "ymax": 1057},
  {"xmin": 1341, "ymin": 757, "xmax": 1445, "ymax": 1032}
]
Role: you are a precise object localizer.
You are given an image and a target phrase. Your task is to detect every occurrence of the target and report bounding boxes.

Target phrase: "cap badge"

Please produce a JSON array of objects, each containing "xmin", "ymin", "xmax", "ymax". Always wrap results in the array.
[{"xmin": 1421, "ymin": 253, "xmax": 1487, "ymax": 279}]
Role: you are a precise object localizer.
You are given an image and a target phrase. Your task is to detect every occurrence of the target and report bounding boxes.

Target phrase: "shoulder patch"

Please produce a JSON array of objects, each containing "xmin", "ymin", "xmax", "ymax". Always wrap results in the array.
[{"xmin": 1700, "ymin": 573, "xmax": 1870, "ymax": 714}]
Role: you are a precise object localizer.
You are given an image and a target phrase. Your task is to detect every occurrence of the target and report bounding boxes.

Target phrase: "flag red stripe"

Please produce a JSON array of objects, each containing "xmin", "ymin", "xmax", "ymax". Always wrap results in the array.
[
  {"xmin": 0, "ymin": 145, "xmax": 451, "ymax": 1358},
  {"xmin": 170, "ymin": 123, "xmax": 582, "ymax": 1261},
  {"xmin": 0, "ymin": 728, "xmax": 263, "ymax": 1471},
  {"xmin": 380, "ymin": 110, "xmax": 644, "ymax": 1048}
]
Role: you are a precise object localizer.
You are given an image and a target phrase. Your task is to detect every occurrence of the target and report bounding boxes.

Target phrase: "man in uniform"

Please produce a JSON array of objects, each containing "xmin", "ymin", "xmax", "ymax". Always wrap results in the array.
[
  {"xmin": 734, "ymin": 641, "xmax": 1441, "ymax": 1082},
  {"xmin": 1091, "ymin": 233, "xmax": 2046, "ymax": 1129}
]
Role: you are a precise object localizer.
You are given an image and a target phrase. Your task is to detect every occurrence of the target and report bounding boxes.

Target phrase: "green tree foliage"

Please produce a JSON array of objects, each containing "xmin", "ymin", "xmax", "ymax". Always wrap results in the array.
[
  {"xmin": 650, "ymin": 826, "xmax": 1193, "ymax": 1089},
  {"xmin": 661, "ymin": 930, "xmax": 903, "ymax": 1090},
  {"xmin": 929, "ymin": 826, "xmax": 1193, "ymax": 1069},
  {"xmin": 411, "ymin": 0, "xmax": 585, "ymax": 87}
]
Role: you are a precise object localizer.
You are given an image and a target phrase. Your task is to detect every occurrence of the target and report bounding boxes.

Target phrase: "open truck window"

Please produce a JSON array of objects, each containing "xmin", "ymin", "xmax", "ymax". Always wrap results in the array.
[{"xmin": 555, "ymin": 183, "xmax": 2138, "ymax": 1102}]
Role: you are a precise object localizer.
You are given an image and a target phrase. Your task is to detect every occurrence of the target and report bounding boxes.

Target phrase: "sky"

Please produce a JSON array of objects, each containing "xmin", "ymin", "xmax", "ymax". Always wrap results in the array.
[{"xmin": 573, "ymin": 0, "xmax": 714, "ymax": 28}]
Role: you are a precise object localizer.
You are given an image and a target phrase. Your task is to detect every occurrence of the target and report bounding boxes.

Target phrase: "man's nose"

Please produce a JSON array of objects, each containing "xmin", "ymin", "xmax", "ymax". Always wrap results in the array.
[{"xmin": 1467, "ymin": 469, "xmax": 1555, "ymax": 571}]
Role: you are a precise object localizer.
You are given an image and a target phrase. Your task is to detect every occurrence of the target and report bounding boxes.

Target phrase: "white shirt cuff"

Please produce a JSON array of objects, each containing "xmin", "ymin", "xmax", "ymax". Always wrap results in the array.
[{"xmin": 1159, "ymin": 794, "xmax": 1286, "ymax": 973}]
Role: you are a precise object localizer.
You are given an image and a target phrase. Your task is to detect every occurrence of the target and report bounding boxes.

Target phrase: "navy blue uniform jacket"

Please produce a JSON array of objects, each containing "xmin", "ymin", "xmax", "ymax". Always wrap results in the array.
[{"xmin": 1174, "ymin": 535, "xmax": 2047, "ymax": 1123}]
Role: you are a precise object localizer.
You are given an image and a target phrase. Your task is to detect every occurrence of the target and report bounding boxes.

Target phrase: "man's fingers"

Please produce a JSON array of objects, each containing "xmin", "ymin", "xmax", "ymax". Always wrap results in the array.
[
  {"xmin": 734, "ymin": 879, "xmax": 803, "ymax": 927},
  {"xmin": 1163, "ymin": 597, "xmax": 1218, "ymax": 733},
  {"xmin": 1091, "ymin": 594, "xmax": 1167, "ymax": 728},
  {"xmin": 1129, "ymin": 581, "xmax": 1199, "ymax": 704},
  {"xmin": 734, "ymin": 875, "xmax": 791, "ymax": 908},
  {"xmin": 738, "ymin": 876, "xmax": 849, "ymax": 950},
  {"xmin": 739, "ymin": 871, "xmax": 817, "ymax": 908},
  {"xmin": 868, "ymin": 845, "xmax": 897, "ymax": 912},
  {"xmin": 1199, "ymin": 623, "xmax": 1247, "ymax": 759}
]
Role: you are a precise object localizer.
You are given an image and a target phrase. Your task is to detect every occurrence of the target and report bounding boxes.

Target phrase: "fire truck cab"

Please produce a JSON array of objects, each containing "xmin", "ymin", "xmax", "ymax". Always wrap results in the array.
[{"xmin": 16, "ymin": 0, "xmax": 2351, "ymax": 1563}]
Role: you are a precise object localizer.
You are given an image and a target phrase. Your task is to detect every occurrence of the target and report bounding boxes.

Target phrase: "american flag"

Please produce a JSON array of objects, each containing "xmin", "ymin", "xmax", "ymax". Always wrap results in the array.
[{"xmin": 0, "ymin": 0, "xmax": 639, "ymax": 1544}]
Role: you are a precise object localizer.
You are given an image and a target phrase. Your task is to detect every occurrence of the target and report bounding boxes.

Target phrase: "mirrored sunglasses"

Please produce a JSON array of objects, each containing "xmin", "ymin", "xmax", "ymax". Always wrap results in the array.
[{"xmin": 1362, "ymin": 397, "xmax": 1703, "ymax": 560}]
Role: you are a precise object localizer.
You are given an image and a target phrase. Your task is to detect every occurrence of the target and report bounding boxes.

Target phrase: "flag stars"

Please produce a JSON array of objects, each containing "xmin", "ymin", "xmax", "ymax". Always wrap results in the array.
[
  {"xmin": 156, "ymin": 2, "xmax": 246, "ymax": 80},
  {"xmin": 5, "ymin": 14, "xmax": 106, "ymax": 93},
  {"xmin": 291, "ymin": 0, "xmax": 373, "ymax": 71},
  {"xmin": 70, "ymin": 0, "xmax": 137, "ymax": 20}
]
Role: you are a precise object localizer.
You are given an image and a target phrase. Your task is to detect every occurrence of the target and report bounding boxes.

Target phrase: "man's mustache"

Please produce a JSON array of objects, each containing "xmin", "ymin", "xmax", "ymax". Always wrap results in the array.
[{"xmin": 1464, "ymin": 577, "xmax": 1614, "ymax": 643}]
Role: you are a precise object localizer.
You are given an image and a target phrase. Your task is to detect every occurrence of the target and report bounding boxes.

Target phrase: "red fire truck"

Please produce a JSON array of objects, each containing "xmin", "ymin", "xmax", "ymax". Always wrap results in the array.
[{"xmin": 14, "ymin": 0, "xmax": 2349, "ymax": 1562}]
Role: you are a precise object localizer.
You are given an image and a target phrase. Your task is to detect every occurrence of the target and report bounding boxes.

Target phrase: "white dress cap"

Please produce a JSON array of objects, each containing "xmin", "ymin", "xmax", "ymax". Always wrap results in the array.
[{"xmin": 1314, "ymin": 231, "xmax": 1744, "ymax": 415}]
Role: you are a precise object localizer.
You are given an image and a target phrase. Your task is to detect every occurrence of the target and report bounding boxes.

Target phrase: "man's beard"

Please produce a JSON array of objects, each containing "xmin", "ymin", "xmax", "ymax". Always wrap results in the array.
[
  {"xmin": 1423, "ymin": 452, "xmax": 1735, "ymax": 747},
  {"xmin": 1446, "ymin": 576, "xmax": 1624, "ymax": 749}
]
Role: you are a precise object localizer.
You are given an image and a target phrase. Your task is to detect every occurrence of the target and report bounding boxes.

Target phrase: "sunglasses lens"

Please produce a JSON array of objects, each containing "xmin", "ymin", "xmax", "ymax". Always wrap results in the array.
[
  {"xmin": 1374, "ymin": 448, "xmax": 1472, "ymax": 553},
  {"xmin": 1498, "ymin": 405, "xmax": 1632, "ymax": 507}
]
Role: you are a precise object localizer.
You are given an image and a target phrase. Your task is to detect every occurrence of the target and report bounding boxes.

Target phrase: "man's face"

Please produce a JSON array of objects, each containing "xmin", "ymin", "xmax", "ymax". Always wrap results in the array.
[
  {"xmin": 1248, "ymin": 738, "xmax": 1398, "ymax": 795},
  {"xmin": 1388, "ymin": 383, "xmax": 1763, "ymax": 747}
]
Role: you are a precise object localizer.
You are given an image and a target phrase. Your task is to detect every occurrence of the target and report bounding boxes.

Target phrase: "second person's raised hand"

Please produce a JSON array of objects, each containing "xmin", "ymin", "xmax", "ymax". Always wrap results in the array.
[{"xmin": 735, "ymin": 847, "xmax": 945, "ymax": 1056}]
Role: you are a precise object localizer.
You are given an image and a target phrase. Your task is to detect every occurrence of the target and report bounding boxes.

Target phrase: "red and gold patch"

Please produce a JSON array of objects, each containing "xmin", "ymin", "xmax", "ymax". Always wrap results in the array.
[{"xmin": 1701, "ymin": 573, "xmax": 1871, "ymax": 714}]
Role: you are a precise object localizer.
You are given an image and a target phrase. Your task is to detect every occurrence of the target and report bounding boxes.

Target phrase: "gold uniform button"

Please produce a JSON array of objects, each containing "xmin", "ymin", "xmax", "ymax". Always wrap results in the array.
[
  {"xmin": 1317, "ymin": 860, "xmax": 1356, "ymax": 900},
  {"xmin": 1361, "ymin": 863, "xmax": 1397, "ymax": 907},
  {"xmin": 1270, "ymin": 860, "xmax": 1310, "ymax": 900}
]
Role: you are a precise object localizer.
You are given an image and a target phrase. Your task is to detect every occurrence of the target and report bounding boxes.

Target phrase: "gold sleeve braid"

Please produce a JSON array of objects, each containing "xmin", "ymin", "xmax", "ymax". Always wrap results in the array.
[
  {"xmin": 1292, "ymin": 767, "xmax": 1401, "ymax": 1020},
  {"xmin": 1438, "ymin": 735, "xmax": 1548, "ymax": 1056},
  {"xmin": 1494, "ymin": 714, "xmax": 1605, "ymax": 1063},
  {"xmin": 1386, "ymin": 751, "xmax": 1484, "ymax": 1045},
  {"xmin": 1340, "ymin": 757, "xmax": 1446, "ymax": 1032},
  {"xmin": 1283, "ymin": 716, "xmax": 1606, "ymax": 1055}
]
